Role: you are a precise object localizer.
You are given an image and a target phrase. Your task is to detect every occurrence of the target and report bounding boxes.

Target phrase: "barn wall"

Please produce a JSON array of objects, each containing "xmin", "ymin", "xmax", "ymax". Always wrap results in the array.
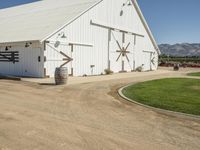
[
  {"xmin": 45, "ymin": 0, "xmax": 159, "ymax": 77},
  {"xmin": 0, "ymin": 41, "xmax": 44, "ymax": 77}
]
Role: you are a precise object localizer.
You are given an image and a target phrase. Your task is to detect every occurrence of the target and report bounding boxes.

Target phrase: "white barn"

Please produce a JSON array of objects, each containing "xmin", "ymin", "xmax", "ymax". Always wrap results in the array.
[{"xmin": 0, "ymin": 0, "xmax": 160, "ymax": 78}]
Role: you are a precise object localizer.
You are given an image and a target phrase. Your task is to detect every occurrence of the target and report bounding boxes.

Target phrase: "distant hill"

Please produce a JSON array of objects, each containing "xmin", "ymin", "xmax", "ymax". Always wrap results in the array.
[{"xmin": 159, "ymin": 43, "xmax": 200, "ymax": 56}]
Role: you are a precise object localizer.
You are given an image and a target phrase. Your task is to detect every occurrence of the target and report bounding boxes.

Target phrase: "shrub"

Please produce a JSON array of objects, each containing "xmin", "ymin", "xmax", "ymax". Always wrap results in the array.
[
  {"xmin": 104, "ymin": 69, "xmax": 113, "ymax": 75},
  {"xmin": 136, "ymin": 65, "xmax": 144, "ymax": 72}
]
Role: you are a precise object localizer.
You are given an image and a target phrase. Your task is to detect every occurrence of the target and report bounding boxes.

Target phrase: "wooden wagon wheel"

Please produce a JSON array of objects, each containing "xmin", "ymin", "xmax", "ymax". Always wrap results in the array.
[
  {"xmin": 111, "ymin": 32, "xmax": 131, "ymax": 62},
  {"xmin": 116, "ymin": 41, "xmax": 131, "ymax": 62}
]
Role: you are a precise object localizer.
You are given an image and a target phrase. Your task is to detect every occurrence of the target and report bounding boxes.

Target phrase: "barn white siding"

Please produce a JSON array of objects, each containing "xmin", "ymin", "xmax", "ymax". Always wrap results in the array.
[
  {"xmin": 0, "ymin": 0, "xmax": 159, "ymax": 78},
  {"xmin": 44, "ymin": 0, "xmax": 159, "ymax": 77},
  {"xmin": 0, "ymin": 42, "xmax": 44, "ymax": 77}
]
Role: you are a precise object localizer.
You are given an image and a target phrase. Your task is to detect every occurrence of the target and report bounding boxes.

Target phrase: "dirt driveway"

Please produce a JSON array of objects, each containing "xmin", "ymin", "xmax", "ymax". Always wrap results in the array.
[{"xmin": 0, "ymin": 68, "xmax": 200, "ymax": 150}]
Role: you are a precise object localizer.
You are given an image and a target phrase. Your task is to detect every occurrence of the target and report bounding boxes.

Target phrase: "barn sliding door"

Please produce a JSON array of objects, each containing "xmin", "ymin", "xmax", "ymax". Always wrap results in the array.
[
  {"xmin": 109, "ymin": 31, "xmax": 134, "ymax": 73},
  {"xmin": 142, "ymin": 51, "xmax": 151, "ymax": 71},
  {"xmin": 21, "ymin": 47, "xmax": 43, "ymax": 77},
  {"xmin": 45, "ymin": 43, "xmax": 73, "ymax": 77}
]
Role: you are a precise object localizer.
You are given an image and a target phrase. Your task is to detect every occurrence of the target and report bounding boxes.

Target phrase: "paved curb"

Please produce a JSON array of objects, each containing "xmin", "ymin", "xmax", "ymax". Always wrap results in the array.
[{"xmin": 118, "ymin": 84, "xmax": 200, "ymax": 120}]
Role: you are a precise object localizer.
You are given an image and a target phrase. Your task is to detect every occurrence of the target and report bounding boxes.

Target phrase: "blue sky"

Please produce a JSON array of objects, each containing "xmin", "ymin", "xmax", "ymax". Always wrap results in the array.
[
  {"xmin": 0, "ymin": 0, "xmax": 200, "ymax": 44},
  {"xmin": 0, "ymin": 0, "xmax": 39, "ymax": 9},
  {"xmin": 138, "ymin": 0, "xmax": 200, "ymax": 44}
]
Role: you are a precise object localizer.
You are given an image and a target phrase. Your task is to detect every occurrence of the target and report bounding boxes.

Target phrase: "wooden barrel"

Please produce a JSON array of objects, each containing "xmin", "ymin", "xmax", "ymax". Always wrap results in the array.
[{"xmin": 54, "ymin": 67, "xmax": 68, "ymax": 85}]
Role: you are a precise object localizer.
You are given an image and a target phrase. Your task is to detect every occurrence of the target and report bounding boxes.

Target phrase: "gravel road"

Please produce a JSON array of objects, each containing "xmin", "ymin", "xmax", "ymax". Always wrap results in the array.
[{"xmin": 0, "ymin": 68, "xmax": 199, "ymax": 150}]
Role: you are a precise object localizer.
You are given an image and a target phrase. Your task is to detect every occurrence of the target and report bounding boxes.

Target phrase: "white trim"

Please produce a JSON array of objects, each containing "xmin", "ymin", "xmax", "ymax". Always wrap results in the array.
[
  {"xmin": 143, "ymin": 50, "xmax": 154, "ymax": 53},
  {"xmin": 131, "ymin": 0, "xmax": 160, "ymax": 54},
  {"xmin": 47, "ymin": 40, "xmax": 93, "ymax": 47},
  {"xmin": 69, "ymin": 42, "xmax": 93, "ymax": 47},
  {"xmin": 0, "ymin": 40, "xmax": 39, "ymax": 45},
  {"xmin": 41, "ymin": 0, "xmax": 103, "ymax": 42},
  {"xmin": 90, "ymin": 20, "xmax": 144, "ymax": 37}
]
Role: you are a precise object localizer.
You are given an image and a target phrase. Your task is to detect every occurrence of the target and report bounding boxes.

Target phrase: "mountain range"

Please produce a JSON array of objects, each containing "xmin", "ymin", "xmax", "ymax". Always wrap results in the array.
[{"xmin": 158, "ymin": 43, "xmax": 200, "ymax": 56}]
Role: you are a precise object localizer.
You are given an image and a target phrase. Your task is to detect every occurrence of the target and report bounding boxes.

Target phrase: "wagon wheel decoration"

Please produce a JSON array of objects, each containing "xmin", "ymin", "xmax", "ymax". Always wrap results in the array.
[
  {"xmin": 116, "ymin": 40, "xmax": 131, "ymax": 62},
  {"xmin": 151, "ymin": 57, "xmax": 155, "ymax": 66},
  {"xmin": 151, "ymin": 52, "xmax": 157, "ymax": 67},
  {"xmin": 47, "ymin": 43, "xmax": 73, "ymax": 67},
  {"xmin": 59, "ymin": 51, "xmax": 73, "ymax": 67}
]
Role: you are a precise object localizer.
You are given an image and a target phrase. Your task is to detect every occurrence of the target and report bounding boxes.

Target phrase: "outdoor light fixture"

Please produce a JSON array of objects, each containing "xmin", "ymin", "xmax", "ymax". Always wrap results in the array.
[
  {"xmin": 58, "ymin": 32, "xmax": 67, "ymax": 39},
  {"xmin": 54, "ymin": 41, "xmax": 61, "ymax": 48},
  {"xmin": 128, "ymin": 1, "xmax": 132, "ymax": 6},
  {"xmin": 5, "ymin": 46, "xmax": 11, "ymax": 51},
  {"xmin": 61, "ymin": 33, "xmax": 67, "ymax": 38},
  {"xmin": 25, "ymin": 42, "xmax": 32, "ymax": 48},
  {"xmin": 53, "ymin": 32, "xmax": 66, "ymax": 48},
  {"xmin": 120, "ymin": 0, "xmax": 132, "ymax": 16},
  {"xmin": 25, "ymin": 43, "xmax": 29, "ymax": 48},
  {"xmin": 122, "ymin": 0, "xmax": 132, "ymax": 7}
]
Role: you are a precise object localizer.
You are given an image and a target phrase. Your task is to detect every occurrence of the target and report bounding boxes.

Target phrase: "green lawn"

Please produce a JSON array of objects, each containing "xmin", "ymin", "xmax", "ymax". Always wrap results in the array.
[
  {"xmin": 188, "ymin": 72, "xmax": 200, "ymax": 77},
  {"xmin": 122, "ymin": 78, "xmax": 200, "ymax": 115}
]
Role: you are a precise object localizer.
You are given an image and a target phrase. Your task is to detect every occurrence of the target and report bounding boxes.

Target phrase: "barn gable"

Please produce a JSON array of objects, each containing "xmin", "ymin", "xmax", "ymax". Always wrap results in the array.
[
  {"xmin": 43, "ymin": 0, "xmax": 159, "ymax": 77},
  {"xmin": 42, "ymin": 0, "xmax": 160, "ymax": 54}
]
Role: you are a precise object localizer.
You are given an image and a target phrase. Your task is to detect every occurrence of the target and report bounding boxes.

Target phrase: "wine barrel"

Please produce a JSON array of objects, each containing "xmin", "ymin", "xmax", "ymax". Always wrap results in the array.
[{"xmin": 54, "ymin": 67, "xmax": 68, "ymax": 85}]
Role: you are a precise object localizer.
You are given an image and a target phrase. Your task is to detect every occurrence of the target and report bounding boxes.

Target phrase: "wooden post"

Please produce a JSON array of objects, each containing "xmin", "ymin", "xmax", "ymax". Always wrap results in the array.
[
  {"xmin": 121, "ymin": 33, "xmax": 126, "ymax": 72},
  {"xmin": 134, "ymin": 35, "xmax": 136, "ymax": 45},
  {"xmin": 70, "ymin": 68, "xmax": 74, "ymax": 76},
  {"xmin": 107, "ymin": 29, "xmax": 111, "ymax": 70},
  {"xmin": 44, "ymin": 68, "xmax": 50, "ymax": 78},
  {"xmin": 71, "ymin": 44, "xmax": 74, "ymax": 76},
  {"xmin": 133, "ymin": 60, "xmax": 136, "ymax": 71},
  {"xmin": 122, "ymin": 60, "xmax": 125, "ymax": 72},
  {"xmin": 122, "ymin": 32, "xmax": 125, "ymax": 44},
  {"xmin": 150, "ymin": 52, "xmax": 153, "ymax": 71}
]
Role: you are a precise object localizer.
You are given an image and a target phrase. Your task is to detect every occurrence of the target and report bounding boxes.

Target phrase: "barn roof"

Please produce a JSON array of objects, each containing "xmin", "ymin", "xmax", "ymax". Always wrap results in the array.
[
  {"xmin": 0, "ymin": 0, "xmax": 159, "ymax": 53},
  {"xmin": 0, "ymin": 0, "xmax": 99, "ymax": 43}
]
